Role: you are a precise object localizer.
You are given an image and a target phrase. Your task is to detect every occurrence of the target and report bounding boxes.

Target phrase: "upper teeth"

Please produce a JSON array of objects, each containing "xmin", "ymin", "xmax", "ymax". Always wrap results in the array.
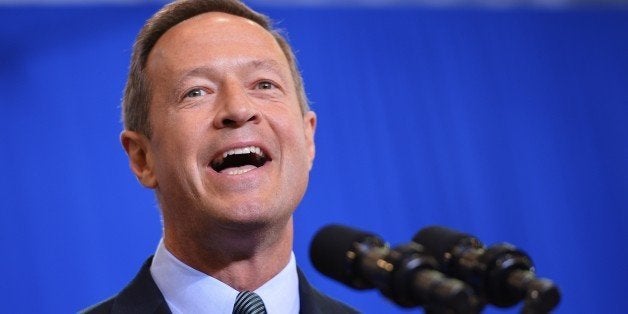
[{"xmin": 222, "ymin": 146, "xmax": 264, "ymax": 158}]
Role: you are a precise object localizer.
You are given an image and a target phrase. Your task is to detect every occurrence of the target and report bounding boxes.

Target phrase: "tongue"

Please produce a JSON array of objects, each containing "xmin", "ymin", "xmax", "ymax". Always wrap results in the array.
[{"xmin": 220, "ymin": 164, "xmax": 257, "ymax": 175}]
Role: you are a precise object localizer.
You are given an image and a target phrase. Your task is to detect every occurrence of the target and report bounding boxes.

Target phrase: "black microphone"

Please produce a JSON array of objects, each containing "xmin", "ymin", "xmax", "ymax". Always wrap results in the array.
[
  {"xmin": 413, "ymin": 226, "xmax": 561, "ymax": 313},
  {"xmin": 309, "ymin": 224, "xmax": 481, "ymax": 313}
]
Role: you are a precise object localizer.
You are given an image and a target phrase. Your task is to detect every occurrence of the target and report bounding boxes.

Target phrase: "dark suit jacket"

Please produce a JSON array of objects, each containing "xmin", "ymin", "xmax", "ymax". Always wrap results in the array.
[{"xmin": 81, "ymin": 257, "xmax": 358, "ymax": 314}]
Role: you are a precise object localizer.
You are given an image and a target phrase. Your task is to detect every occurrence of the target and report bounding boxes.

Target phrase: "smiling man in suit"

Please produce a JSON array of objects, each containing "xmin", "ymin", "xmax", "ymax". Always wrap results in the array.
[{"xmin": 81, "ymin": 0, "xmax": 357, "ymax": 313}]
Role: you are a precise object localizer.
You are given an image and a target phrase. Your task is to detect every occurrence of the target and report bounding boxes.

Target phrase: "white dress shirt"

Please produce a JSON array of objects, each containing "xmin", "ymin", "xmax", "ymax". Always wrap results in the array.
[{"xmin": 150, "ymin": 239, "xmax": 300, "ymax": 314}]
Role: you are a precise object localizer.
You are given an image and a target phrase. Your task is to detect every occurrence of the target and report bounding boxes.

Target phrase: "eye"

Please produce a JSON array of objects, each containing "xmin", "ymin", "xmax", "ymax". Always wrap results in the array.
[
  {"xmin": 185, "ymin": 88, "xmax": 207, "ymax": 98},
  {"xmin": 255, "ymin": 81, "xmax": 276, "ymax": 90}
]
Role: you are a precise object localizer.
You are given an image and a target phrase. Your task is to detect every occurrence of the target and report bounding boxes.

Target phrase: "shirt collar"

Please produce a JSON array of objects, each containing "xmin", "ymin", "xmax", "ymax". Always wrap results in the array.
[{"xmin": 150, "ymin": 239, "xmax": 300, "ymax": 314}]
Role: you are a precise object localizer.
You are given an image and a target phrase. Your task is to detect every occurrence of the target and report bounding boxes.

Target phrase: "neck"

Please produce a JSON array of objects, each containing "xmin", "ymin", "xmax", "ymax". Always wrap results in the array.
[{"xmin": 163, "ymin": 217, "xmax": 294, "ymax": 291}]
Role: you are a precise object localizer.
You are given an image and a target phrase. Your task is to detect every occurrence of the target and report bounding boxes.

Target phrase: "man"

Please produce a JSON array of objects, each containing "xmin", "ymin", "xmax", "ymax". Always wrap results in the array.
[{"xmin": 82, "ymin": 0, "xmax": 357, "ymax": 313}]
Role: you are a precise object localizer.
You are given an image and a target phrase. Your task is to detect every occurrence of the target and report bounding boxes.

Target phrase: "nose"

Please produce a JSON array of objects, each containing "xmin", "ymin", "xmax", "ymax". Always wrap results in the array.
[{"xmin": 213, "ymin": 82, "xmax": 260, "ymax": 129}]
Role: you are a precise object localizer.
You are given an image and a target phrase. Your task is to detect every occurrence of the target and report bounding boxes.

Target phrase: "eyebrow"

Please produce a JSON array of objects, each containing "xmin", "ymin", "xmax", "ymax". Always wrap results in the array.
[
  {"xmin": 175, "ymin": 59, "xmax": 288, "ymax": 86},
  {"xmin": 246, "ymin": 59, "xmax": 286, "ymax": 80}
]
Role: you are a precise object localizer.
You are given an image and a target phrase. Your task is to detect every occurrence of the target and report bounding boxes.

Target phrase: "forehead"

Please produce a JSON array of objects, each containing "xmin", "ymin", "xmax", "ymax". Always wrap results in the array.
[{"xmin": 146, "ymin": 12, "xmax": 289, "ymax": 75}]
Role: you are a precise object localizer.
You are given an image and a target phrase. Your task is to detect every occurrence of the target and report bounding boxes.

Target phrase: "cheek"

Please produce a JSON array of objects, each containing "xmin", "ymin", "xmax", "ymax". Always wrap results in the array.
[
  {"xmin": 154, "ymin": 105, "xmax": 209, "ymax": 145},
  {"xmin": 150, "ymin": 117, "xmax": 208, "ymax": 175},
  {"xmin": 275, "ymin": 120, "xmax": 309, "ymax": 156},
  {"xmin": 267, "ymin": 104, "xmax": 306, "ymax": 135},
  {"xmin": 281, "ymin": 125, "xmax": 312, "ymax": 173}
]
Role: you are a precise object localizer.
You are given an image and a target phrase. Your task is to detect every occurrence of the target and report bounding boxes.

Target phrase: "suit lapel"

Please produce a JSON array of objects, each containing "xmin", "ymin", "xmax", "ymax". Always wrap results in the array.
[
  {"xmin": 298, "ymin": 267, "xmax": 358, "ymax": 314},
  {"xmin": 298, "ymin": 267, "xmax": 323, "ymax": 314}
]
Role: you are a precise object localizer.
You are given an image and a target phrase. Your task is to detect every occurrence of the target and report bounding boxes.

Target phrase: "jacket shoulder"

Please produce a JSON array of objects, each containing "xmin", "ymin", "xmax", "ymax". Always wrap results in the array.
[
  {"xmin": 306, "ymin": 287, "xmax": 359, "ymax": 314},
  {"xmin": 79, "ymin": 257, "xmax": 169, "ymax": 314},
  {"xmin": 80, "ymin": 297, "xmax": 114, "ymax": 314}
]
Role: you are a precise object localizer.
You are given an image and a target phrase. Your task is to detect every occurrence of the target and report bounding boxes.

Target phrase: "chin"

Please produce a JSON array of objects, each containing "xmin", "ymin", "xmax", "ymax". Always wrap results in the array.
[
  {"xmin": 213, "ymin": 206, "xmax": 271, "ymax": 227},
  {"xmin": 220, "ymin": 205, "xmax": 292, "ymax": 232}
]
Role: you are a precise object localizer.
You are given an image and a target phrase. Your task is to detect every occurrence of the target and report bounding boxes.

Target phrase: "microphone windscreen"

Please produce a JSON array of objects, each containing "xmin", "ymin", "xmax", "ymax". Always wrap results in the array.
[
  {"xmin": 413, "ymin": 226, "xmax": 472, "ymax": 260},
  {"xmin": 309, "ymin": 224, "xmax": 379, "ymax": 288}
]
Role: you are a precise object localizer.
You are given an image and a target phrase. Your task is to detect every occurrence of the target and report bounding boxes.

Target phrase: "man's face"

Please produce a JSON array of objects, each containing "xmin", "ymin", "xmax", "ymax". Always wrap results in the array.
[{"xmin": 130, "ymin": 12, "xmax": 316, "ymax": 232}]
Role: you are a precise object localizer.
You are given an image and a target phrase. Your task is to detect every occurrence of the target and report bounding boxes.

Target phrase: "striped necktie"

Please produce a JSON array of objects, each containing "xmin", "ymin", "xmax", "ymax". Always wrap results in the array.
[{"xmin": 232, "ymin": 290, "xmax": 267, "ymax": 314}]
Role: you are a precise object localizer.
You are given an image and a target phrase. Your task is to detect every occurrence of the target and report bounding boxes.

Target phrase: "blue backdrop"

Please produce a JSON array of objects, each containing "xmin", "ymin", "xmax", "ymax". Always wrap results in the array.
[{"xmin": 0, "ymin": 4, "xmax": 626, "ymax": 314}]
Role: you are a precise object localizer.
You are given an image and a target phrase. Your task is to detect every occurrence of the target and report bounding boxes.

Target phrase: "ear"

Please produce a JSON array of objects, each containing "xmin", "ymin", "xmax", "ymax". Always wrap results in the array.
[
  {"xmin": 303, "ymin": 111, "xmax": 317, "ymax": 170},
  {"xmin": 120, "ymin": 130, "xmax": 158, "ymax": 189}
]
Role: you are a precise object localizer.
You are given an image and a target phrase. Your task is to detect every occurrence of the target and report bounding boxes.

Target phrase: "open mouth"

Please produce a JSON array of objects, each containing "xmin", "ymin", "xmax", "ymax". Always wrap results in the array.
[{"xmin": 210, "ymin": 146, "xmax": 270, "ymax": 175}]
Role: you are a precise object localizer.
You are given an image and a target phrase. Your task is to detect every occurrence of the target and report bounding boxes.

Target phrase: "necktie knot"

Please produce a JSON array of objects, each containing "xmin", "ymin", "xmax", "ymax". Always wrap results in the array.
[{"xmin": 233, "ymin": 290, "xmax": 267, "ymax": 314}]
